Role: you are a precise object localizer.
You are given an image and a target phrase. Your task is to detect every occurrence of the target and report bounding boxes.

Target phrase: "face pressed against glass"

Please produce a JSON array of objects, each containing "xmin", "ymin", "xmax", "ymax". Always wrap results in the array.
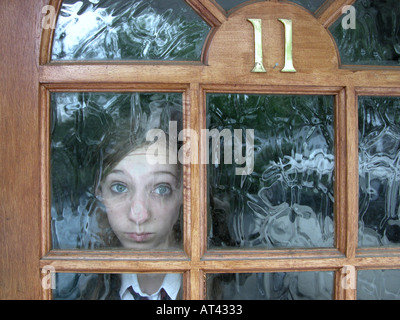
[
  {"xmin": 99, "ymin": 146, "xmax": 183, "ymax": 250},
  {"xmin": 50, "ymin": 92, "xmax": 184, "ymax": 300},
  {"xmin": 50, "ymin": 92, "xmax": 183, "ymax": 250}
]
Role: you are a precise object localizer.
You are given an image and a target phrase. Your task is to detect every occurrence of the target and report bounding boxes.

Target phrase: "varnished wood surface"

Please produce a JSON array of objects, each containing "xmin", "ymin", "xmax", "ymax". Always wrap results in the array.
[
  {"xmin": 0, "ymin": 0, "xmax": 48, "ymax": 299},
  {"xmin": 1, "ymin": 0, "xmax": 400, "ymax": 300}
]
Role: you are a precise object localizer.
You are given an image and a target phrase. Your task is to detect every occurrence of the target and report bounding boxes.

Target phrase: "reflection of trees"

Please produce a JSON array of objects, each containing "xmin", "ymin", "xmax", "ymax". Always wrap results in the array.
[
  {"xmin": 51, "ymin": 92, "xmax": 182, "ymax": 249},
  {"xmin": 208, "ymin": 94, "xmax": 335, "ymax": 248},
  {"xmin": 248, "ymin": 150, "xmax": 334, "ymax": 248},
  {"xmin": 358, "ymin": 97, "xmax": 400, "ymax": 246},
  {"xmin": 330, "ymin": 0, "xmax": 400, "ymax": 65},
  {"xmin": 53, "ymin": 0, "xmax": 210, "ymax": 60}
]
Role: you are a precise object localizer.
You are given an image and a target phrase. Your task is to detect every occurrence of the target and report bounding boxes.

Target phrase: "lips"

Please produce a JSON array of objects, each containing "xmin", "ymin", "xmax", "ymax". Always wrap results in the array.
[{"xmin": 126, "ymin": 232, "xmax": 152, "ymax": 242}]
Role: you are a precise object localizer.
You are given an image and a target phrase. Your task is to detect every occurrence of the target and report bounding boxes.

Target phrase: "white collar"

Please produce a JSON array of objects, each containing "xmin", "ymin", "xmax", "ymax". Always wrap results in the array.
[{"xmin": 119, "ymin": 273, "xmax": 181, "ymax": 300}]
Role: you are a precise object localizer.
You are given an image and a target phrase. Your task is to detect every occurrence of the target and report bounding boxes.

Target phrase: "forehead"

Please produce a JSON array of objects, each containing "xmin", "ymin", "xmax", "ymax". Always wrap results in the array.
[{"xmin": 113, "ymin": 148, "xmax": 179, "ymax": 175}]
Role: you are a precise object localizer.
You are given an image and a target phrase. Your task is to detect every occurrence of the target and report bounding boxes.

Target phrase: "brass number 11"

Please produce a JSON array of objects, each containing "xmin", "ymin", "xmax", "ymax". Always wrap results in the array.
[{"xmin": 248, "ymin": 18, "xmax": 296, "ymax": 73}]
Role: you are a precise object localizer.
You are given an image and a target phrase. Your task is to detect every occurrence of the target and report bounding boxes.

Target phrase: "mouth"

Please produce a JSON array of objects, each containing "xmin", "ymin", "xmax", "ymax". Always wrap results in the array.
[{"xmin": 126, "ymin": 232, "xmax": 153, "ymax": 242}]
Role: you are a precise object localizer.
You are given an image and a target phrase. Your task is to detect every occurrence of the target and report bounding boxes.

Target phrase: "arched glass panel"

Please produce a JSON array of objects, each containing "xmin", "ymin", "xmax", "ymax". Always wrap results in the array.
[
  {"xmin": 287, "ymin": 0, "xmax": 326, "ymax": 13},
  {"xmin": 207, "ymin": 94, "xmax": 335, "ymax": 249},
  {"xmin": 207, "ymin": 271, "xmax": 334, "ymax": 300},
  {"xmin": 358, "ymin": 96, "xmax": 400, "ymax": 247},
  {"xmin": 330, "ymin": 0, "xmax": 400, "ymax": 66},
  {"xmin": 52, "ymin": 0, "xmax": 210, "ymax": 61},
  {"xmin": 215, "ymin": 0, "xmax": 325, "ymax": 13},
  {"xmin": 51, "ymin": 92, "xmax": 183, "ymax": 250},
  {"xmin": 215, "ymin": 0, "xmax": 262, "ymax": 12}
]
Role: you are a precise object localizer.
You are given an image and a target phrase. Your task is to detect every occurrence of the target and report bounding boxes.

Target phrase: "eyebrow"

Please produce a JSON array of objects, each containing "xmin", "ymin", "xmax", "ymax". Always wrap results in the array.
[{"xmin": 109, "ymin": 169, "xmax": 179, "ymax": 181}]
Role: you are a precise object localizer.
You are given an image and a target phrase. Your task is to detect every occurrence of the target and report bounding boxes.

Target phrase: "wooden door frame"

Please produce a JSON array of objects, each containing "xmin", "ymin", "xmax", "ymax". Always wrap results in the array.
[{"xmin": 1, "ymin": 0, "xmax": 400, "ymax": 300}]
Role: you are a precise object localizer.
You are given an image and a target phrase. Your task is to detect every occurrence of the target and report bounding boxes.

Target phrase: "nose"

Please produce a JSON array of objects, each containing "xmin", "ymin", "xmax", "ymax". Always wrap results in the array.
[{"xmin": 128, "ymin": 197, "xmax": 150, "ymax": 225}]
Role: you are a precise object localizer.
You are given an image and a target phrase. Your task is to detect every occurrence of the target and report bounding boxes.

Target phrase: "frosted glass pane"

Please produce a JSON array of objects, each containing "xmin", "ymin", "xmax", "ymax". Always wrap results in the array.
[
  {"xmin": 330, "ymin": 0, "xmax": 400, "ymax": 66},
  {"xmin": 50, "ymin": 92, "xmax": 183, "ymax": 250},
  {"xmin": 358, "ymin": 269, "xmax": 400, "ymax": 300},
  {"xmin": 53, "ymin": 273, "xmax": 183, "ymax": 300},
  {"xmin": 215, "ymin": 0, "xmax": 261, "ymax": 12},
  {"xmin": 207, "ymin": 94, "xmax": 335, "ymax": 249},
  {"xmin": 358, "ymin": 96, "xmax": 400, "ymax": 247},
  {"xmin": 288, "ymin": 0, "xmax": 326, "ymax": 13},
  {"xmin": 52, "ymin": 0, "xmax": 210, "ymax": 61},
  {"xmin": 215, "ymin": 0, "xmax": 324, "ymax": 13},
  {"xmin": 207, "ymin": 272, "xmax": 334, "ymax": 300}
]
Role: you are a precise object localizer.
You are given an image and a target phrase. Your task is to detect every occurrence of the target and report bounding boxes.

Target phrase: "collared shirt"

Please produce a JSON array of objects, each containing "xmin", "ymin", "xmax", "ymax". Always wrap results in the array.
[{"xmin": 119, "ymin": 273, "xmax": 182, "ymax": 300}]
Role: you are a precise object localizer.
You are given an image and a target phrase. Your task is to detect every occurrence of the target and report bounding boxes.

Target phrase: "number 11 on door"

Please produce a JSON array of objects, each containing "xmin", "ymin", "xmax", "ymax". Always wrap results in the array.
[{"xmin": 248, "ymin": 18, "xmax": 296, "ymax": 73}]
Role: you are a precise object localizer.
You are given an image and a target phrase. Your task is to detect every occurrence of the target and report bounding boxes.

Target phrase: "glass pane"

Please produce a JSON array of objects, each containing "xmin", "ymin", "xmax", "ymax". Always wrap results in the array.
[
  {"xmin": 207, "ymin": 271, "xmax": 334, "ymax": 300},
  {"xmin": 51, "ymin": 92, "xmax": 183, "ymax": 250},
  {"xmin": 52, "ymin": 0, "xmax": 210, "ymax": 61},
  {"xmin": 358, "ymin": 269, "xmax": 400, "ymax": 300},
  {"xmin": 207, "ymin": 94, "xmax": 335, "ymax": 249},
  {"xmin": 330, "ymin": 0, "xmax": 400, "ymax": 66},
  {"xmin": 287, "ymin": 0, "xmax": 326, "ymax": 13},
  {"xmin": 53, "ymin": 273, "xmax": 183, "ymax": 300},
  {"xmin": 215, "ymin": 0, "xmax": 262, "ymax": 12},
  {"xmin": 358, "ymin": 96, "xmax": 400, "ymax": 247}
]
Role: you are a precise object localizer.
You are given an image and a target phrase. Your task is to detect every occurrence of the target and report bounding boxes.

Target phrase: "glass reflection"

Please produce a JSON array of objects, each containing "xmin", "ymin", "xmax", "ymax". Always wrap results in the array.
[
  {"xmin": 288, "ymin": 0, "xmax": 326, "ymax": 13},
  {"xmin": 358, "ymin": 96, "xmax": 400, "ymax": 247},
  {"xmin": 330, "ymin": 0, "xmax": 400, "ymax": 66},
  {"xmin": 207, "ymin": 94, "xmax": 335, "ymax": 249},
  {"xmin": 207, "ymin": 272, "xmax": 334, "ymax": 300},
  {"xmin": 51, "ymin": 92, "xmax": 183, "ymax": 250},
  {"xmin": 52, "ymin": 0, "xmax": 210, "ymax": 61},
  {"xmin": 215, "ymin": 0, "xmax": 263, "ymax": 12},
  {"xmin": 358, "ymin": 269, "xmax": 400, "ymax": 300},
  {"xmin": 53, "ymin": 273, "xmax": 183, "ymax": 300}
]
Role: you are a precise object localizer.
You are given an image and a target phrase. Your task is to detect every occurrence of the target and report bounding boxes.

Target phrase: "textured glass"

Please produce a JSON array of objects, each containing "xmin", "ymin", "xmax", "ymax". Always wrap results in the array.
[
  {"xmin": 215, "ymin": 0, "xmax": 263, "ymax": 12},
  {"xmin": 51, "ymin": 92, "xmax": 183, "ymax": 250},
  {"xmin": 52, "ymin": 0, "xmax": 210, "ymax": 61},
  {"xmin": 288, "ymin": 0, "xmax": 326, "ymax": 13},
  {"xmin": 53, "ymin": 273, "xmax": 183, "ymax": 300},
  {"xmin": 358, "ymin": 269, "xmax": 400, "ymax": 300},
  {"xmin": 358, "ymin": 96, "xmax": 400, "ymax": 247},
  {"xmin": 330, "ymin": 0, "xmax": 400, "ymax": 66},
  {"xmin": 207, "ymin": 271, "xmax": 334, "ymax": 300},
  {"xmin": 207, "ymin": 94, "xmax": 335, "ymax": 249}
]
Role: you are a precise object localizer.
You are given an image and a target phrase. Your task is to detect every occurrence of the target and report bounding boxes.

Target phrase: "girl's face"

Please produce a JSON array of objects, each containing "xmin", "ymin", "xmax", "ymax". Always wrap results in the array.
[{"xmin": 100, "ymin": 147, "xmax": 182, "ymax": 250}]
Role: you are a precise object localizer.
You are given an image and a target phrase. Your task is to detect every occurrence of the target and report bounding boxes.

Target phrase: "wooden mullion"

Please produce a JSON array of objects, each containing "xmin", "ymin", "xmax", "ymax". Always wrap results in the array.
[
  {"xmin": 185, "ymin": 0, "xmax": 227, "ymax": 27},
  {"xmin": 40, "ymin": 85, "xmax": 52, "ymax": 258},
  {"xmin": 335, "ymin": 88, "xmax": 348, "ymax": 254},
  {"xmin": 188, "ymin": 83, "xmax": 203, "ymax": 261},
  {"xmin": 355, "ymin": 86, "xmax": 400, "ymax": 97},
  {"xmin": 39, "ymin": 64, "xmax": 400, "ymax": 88},
  {"xmin": 334, "ymin": 267, "xmax": 357, "ymax": 300},
  {"xmin": 40, "ymin": 258, "xmax": 191, "ymax": 274},
  {"xmin": 41, "ymin": 82, "xmax": 190, "ymax": 92},
  {"xmin": 344, "ymin": 86, "xmax": 358, "ymax": 259}
]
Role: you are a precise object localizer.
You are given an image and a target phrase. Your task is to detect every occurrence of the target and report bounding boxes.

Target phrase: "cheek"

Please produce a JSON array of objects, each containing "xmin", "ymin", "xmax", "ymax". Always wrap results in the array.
[
  {"xmin": 103, "ymin": 201, "xmax": 129, "ymax": 227},
  {"xmin": 151, "ymin": 199, "xmax": 181, "ymax": 223}
]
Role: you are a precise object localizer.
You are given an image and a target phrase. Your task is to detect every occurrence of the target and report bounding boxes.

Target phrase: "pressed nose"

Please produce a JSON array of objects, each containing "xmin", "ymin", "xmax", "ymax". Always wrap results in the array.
[{"xmin": 128, "ymin": 197, "xmax": 150, "ymax": 224}]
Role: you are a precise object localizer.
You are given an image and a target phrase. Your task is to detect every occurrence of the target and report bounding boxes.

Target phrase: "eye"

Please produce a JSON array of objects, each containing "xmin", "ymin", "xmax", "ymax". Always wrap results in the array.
[
  {"xmin": 110, "ymin": 183, "xmax": 128, "ymax": 194},
  {"xmin": 152, "ymin": 184, "xmax": 171, "ymax": 196}
]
